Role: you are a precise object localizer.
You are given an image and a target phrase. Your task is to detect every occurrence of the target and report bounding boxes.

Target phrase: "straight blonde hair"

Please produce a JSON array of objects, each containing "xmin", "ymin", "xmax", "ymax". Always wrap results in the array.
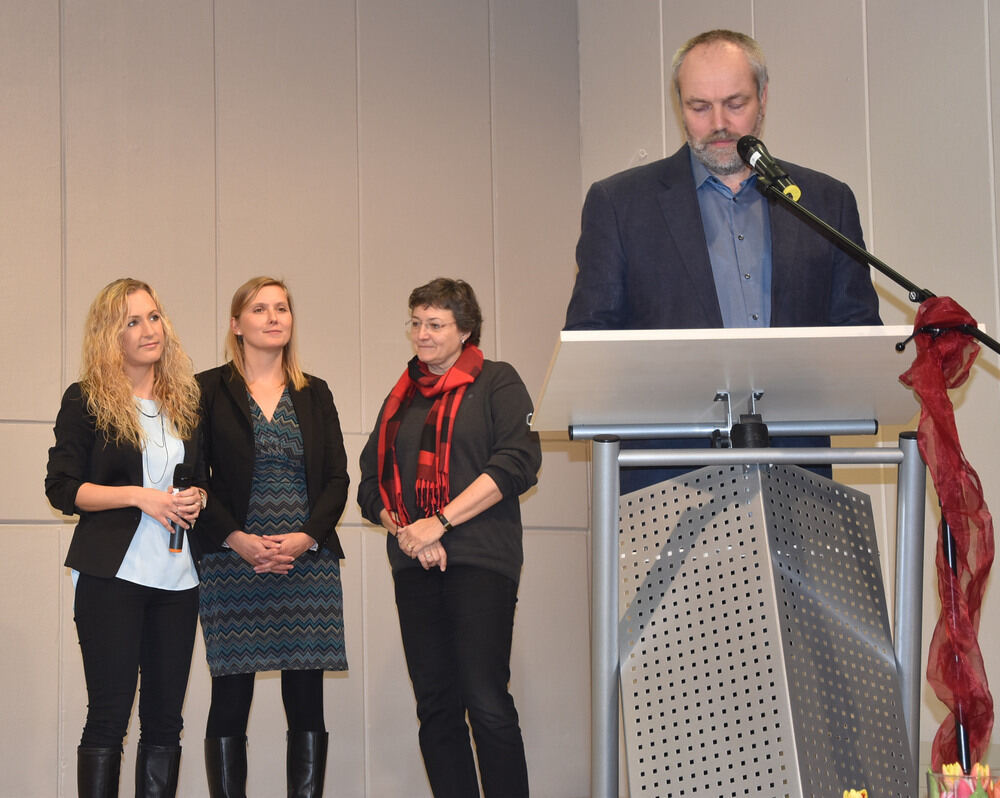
[{"xmin": 224, "ymin": 276, "xmax": 308, "ymax": 390}]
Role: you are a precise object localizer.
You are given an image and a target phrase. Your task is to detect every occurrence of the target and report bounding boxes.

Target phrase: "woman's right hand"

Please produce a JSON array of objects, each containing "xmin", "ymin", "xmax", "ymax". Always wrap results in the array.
[{"xmin": 225, "ymin": 530, "xmax": 282, "ymax": 571}]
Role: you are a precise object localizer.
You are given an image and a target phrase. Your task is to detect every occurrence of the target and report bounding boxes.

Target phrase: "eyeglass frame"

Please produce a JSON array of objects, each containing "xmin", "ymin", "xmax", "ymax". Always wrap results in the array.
[{"xmin": 403, "ymin": 318, "xmax": 458, "ymax": 335}]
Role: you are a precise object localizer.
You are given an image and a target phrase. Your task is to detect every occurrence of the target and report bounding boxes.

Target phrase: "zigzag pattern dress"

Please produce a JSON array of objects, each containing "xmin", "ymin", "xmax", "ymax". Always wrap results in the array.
[{"xmin": 199, "ymin": 389, "xmax": 348, "ymax": 676}]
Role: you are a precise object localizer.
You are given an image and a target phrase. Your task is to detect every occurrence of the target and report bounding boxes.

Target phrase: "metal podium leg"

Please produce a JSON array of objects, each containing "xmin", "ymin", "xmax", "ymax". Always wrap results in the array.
[
  {"xmin": 894, "ymin": 431, "xmax": 926, "ymax": 781},
  {"xmin": 591, "ymin": 436, "xmax": 620, "ymax": 798}
]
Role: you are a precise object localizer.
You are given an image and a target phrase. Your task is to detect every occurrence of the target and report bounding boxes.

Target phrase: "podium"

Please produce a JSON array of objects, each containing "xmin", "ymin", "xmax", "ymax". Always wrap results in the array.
[{"xmin": 532, "ymin": 326, "xmax": 927, "ymax": 798}]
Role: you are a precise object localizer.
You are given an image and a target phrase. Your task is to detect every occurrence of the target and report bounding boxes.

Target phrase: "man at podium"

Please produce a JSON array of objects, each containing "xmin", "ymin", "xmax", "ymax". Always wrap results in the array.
[{"xmin": 564, "ymin": 28, "xmax": 881, "ymax": 491}]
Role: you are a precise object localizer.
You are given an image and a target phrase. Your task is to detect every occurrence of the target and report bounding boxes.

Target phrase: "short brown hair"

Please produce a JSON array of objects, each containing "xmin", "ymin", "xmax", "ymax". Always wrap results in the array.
[{"xmin": 408, "ymin": 278, "xmax": 483, "ymax": 346}]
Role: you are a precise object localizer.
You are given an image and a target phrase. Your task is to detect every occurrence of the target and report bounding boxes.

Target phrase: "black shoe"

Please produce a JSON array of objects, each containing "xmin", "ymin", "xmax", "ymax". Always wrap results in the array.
[
  {"xmin": 286, "ymin": 731, "xmax": 328, "ymax": 798},
  {"xmin": 77, "ymin": 745, "xmax": 122, "ymax": 798},
  {"xmin": 204, "ymin": 736, "xmax": 248, "ymax": 798},
  {"xmin": 135, "ymin": 743, "xmax": 181, "ymax": 797}
]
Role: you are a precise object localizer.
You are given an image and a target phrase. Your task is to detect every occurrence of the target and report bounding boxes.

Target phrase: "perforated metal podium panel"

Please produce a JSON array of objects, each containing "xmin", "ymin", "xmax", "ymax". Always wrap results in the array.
[{"xmin": 618, "ymin": 464, "xmax": 911, "ymax": 797}]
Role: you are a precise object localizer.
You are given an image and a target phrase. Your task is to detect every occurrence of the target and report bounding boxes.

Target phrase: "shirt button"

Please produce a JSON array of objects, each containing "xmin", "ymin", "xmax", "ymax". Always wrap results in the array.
[
  {"xmin": 751, "ymin": 313, "xmax": 759, "ymax": 320},
  {"xmin": 744, "ymin": 273, "xmax": 751, "ymax": 280},
  {"xmin": 737, "ymin": 234, "xmax": 745, "ymax": 241}
]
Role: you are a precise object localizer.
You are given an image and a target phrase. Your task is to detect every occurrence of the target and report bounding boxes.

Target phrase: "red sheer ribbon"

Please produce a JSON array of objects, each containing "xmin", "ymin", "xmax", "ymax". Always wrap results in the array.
[{"xmin": 899, "ymin": 297, "xmax": 995, "ymax": 769}]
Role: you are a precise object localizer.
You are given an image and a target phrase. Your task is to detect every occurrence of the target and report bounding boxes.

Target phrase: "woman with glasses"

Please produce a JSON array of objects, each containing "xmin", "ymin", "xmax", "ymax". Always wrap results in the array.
[
  {"xmin": 45, "ymin": 278, "xmax": 205, "ymax": 797},
  {"xmin": 196, "ymin": 276, "xmax": 349, "ymax": 798},
  {"xmin": 358, "ymin": 277, "xmax": 541, "ymax": 797}
]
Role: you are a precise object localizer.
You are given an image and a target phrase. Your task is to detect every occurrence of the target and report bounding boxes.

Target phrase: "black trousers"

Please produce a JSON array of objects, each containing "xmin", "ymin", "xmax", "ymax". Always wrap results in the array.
[
  {"xmin": 74, "ymin": 574, "xmax": 198, "ymax": 748},
  {"xmin": 394, "ymin": 565, "xmax": 528, "ymax": 798}
]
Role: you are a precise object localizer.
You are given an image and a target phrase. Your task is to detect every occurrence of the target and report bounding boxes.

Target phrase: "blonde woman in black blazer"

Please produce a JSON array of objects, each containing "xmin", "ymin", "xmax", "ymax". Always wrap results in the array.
[
  {"xmin": 194, "ymin": 277, "xmax": 349, "ymax": 798},
  {"xmin": 45, "ymin": 278, "xmax": 205, "ymax": 798}
]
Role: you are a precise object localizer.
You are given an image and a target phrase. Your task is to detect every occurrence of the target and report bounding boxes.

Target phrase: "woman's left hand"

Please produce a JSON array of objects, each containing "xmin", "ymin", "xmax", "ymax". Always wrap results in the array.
[
  {"xmin": 257, "ymin": 532, "xmax": 317, "ymax": 574},
  {"xmin": 415, "ymin": 541, "xmax": 447, "ymax": 571},
  {"xmin": 397, "ymin": 516, "xmax": 445, "ymax": 559}
]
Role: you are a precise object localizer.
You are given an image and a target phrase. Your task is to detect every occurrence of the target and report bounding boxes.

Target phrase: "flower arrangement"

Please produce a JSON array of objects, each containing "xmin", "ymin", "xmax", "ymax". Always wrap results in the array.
[{"xmin": 928, "ymin": 763, "xmax": 1000, "ymax": 798}]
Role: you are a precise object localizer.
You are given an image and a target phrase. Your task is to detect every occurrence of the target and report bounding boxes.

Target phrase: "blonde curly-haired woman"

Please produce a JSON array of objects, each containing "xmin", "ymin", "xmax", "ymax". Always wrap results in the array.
[{"xmin": 46, "ymin": 278, "xmax": 206, "ymax": 797}]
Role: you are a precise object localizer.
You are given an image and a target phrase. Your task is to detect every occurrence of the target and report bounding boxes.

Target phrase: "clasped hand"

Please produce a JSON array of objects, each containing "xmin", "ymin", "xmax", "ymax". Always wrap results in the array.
[
  {"xmin": 226, "ymin": 530, "xmax": 316, "ymax": 574},
  {"xmin": 396, "ymin": 516, "xmax": 447, "ymax": 572}
]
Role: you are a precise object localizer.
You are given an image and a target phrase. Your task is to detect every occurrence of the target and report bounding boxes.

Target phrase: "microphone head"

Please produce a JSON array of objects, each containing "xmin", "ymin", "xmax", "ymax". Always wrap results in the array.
[
  {"xmin": 736, "ymin": 135, "xmax": 762, "ymax": 164},
  {"xmin": 172, "ymin": 463, "xmax": 194, "ymax": 489}
]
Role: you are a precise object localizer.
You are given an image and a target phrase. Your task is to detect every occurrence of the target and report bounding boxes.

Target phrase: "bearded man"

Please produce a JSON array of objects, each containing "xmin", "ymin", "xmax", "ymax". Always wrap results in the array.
[{"xmin": 564, "ymin": 29, "xmax": 881, "ymax": 489}]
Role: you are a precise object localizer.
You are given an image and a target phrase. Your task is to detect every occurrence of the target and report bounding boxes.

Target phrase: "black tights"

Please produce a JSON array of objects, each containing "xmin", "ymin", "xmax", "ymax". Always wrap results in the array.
[{"xmin": 205, "ymin": 669, "xmax": 325, "ymax": 737}]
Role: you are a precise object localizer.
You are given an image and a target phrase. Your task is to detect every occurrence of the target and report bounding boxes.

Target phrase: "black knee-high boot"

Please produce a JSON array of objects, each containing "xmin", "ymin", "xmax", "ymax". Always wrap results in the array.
[
  {"xmin": 77, "ymin": 745, "xmax": 122, "ymax": 798},
  {"xmin": 286, "ymin": 731, "xmax": 328, "ymax": 798},
  {"xmin": 135, "ymin": 743, "xmax": 181, "ymax": 797},
  {"xmin": 204, "ymin": 736, "xmax": 248, "ymax": 798}
]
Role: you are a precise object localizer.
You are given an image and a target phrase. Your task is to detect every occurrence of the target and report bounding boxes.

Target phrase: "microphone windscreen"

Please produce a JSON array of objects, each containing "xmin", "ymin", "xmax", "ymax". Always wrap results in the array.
[{"xmin": 172, "ymin": 463, "xmax": 194, "ymax": 489}]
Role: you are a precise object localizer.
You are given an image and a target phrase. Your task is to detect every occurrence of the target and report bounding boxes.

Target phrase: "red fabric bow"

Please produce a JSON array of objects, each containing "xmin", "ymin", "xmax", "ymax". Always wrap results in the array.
[{"xmin": 899, "ymin": 297, "xmax": 994, "ymax": 769}]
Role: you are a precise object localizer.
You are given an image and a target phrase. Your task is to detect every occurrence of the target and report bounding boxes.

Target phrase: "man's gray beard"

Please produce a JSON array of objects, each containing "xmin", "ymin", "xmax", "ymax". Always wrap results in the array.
[{"xmin": 690, "ymin": 142, "xmax": 744, "ymax": 176}]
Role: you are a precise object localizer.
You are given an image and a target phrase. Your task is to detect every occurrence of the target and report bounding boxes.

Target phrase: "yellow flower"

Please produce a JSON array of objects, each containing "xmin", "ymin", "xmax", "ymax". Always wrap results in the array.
[{"xmin": 843, "ymin": 790, "xmax": 868, "ymax": 798}]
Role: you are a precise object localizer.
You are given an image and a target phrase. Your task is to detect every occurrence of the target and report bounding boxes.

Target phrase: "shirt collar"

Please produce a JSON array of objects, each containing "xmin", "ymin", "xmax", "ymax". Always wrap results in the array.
[{"xmin": 690, "ymin": 149, "xmax": 758, "ymax": 197}]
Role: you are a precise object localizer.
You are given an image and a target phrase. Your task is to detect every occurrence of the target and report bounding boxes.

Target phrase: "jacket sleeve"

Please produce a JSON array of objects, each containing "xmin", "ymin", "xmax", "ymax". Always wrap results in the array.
[
  {"xmin": 565, "ymin": 179, "xmax": 629, "ymax": 330},
  {"xmin": 481, "ymin": 363, "xmax": 542, "ymax": 499},
  {"xmin": 300, "ymin": 378, "xmax": 350, "ymax": 549},
  {"xmin": 827, "ymin": 180, "xmax": 882, "ymax": 326},
  {"xmin": 45, "ymin": 383, "xmax": 94, "ymax": 516}
]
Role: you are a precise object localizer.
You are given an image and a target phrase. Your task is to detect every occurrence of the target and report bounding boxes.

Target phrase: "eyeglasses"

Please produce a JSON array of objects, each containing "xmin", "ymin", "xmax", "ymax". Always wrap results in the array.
[{"xmin": 404, "ymin": 319, "xmax": 456, "ymax": 334}]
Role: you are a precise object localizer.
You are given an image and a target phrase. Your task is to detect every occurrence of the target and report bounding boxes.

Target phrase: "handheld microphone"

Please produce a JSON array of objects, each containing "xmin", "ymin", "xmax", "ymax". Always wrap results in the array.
[
  {"xmin": 737, "ymin": 135, "xmax": 802, "ymax": 202},
  {"xmin": 169, "ymin": 463, "xmax": 193, "ymax": 553}
]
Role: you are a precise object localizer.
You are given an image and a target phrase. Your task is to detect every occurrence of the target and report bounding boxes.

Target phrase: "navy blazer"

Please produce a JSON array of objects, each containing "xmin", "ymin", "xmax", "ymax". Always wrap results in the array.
[
  {"xmin": 565, "ymin": 144, "xmax": 881, "ymax": 330},
  {"xmin": 195, "ymin": 364, "xmax": 349, "ymax": 559},
  {"xmin": 45, "ymin": 382, "xmax": 205, "ymax": 578}
]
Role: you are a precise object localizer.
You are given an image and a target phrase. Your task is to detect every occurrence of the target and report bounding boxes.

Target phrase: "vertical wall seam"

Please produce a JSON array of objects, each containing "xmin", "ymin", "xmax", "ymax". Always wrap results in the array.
[
  {"xmin": 983, "ymin": 0, "xmax": 1000, "ymax": 363},
  {"xmin": 211, "ymin": 0, "xmax": 221, "ymax": 363},
  {"xmin": 488, "ymin": 0, "xmax": 500, "ymax": 360},
  {"xmin": 57, "ymin": 0, "xmax": 68, "ymax": 791}
]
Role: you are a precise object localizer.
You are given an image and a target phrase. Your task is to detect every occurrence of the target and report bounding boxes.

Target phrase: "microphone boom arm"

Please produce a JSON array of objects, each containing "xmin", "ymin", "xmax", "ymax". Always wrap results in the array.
[{"xmin": 758, "ymin": 180, "xmax": 1000, "ymax": 356}]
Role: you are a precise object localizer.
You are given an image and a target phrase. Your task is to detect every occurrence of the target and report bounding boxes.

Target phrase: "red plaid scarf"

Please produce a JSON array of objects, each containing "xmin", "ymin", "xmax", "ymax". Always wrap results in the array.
[{"xmin": 377, "ymin": 345, "xmax": 484, "ymax": 526}]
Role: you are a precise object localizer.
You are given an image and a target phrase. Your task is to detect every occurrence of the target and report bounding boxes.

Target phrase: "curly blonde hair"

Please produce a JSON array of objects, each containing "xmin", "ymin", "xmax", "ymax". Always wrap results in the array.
[
  {"xmin": 79, "ymin": 278, "xmax": 200, "ymax": 448},
  {"xmin": 224, "ymin": 276, "xmax": 308, "ymax": 390}
]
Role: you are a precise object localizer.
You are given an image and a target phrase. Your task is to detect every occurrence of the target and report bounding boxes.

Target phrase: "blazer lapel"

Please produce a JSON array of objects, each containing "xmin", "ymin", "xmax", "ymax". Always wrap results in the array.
[
  {"xmin": 220, "ymin": 365, "xmax": 253, "ymax": 428},
  {"xmin": 655, "ymin": 148, "xmax": 724, "ymax": 326},
  {"xmin": 766, "ymin": 175, "xmax": 803, "ymax": 327}
]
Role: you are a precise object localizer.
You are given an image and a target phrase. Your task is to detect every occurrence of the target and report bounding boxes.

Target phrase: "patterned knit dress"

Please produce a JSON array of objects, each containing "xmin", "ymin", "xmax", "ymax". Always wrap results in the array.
[{"xmin": 199, "ymin": 390, "xmax": 348, "ymax": 676}]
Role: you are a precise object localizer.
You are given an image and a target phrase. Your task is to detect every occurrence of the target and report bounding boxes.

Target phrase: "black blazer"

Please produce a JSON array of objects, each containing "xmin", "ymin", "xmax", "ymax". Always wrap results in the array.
[
  {"xmin": 195, "ymin": 363, "xmax": 349, "ymax": 559},
  {"xmin": 565, "ymin": 144, "xmax": 882, "ymax": 330},
  {"xmin": 45, "ymin": 382, "xmax": 205, "ymax": 578}
]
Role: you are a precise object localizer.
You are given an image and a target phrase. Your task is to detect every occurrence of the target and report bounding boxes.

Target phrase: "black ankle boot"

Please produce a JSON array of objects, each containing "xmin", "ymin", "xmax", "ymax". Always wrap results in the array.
[
  {"xmin": 205, "ymin": 736, "xmax": 248, "ymax": 798},
  {"xmin": 135, "ymin": 743, "xmax": 181, "ymax": 797},
  {"xmin": 286, "ymin": 731, "xmax": 328, "ymax": 798},
  {"xmin": 77, "ymin": 745, "xmax": 122, "ymax": 798}
]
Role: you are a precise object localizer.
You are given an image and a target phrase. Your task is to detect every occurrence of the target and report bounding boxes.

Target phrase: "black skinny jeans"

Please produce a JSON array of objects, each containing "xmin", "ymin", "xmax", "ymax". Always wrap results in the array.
[{"xmin": 74, "ymin": 574, "xmax": 198, "ymax": 748}]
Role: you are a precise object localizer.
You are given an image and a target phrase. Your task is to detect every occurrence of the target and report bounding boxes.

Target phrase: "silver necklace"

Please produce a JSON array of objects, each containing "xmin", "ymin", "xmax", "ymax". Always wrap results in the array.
[{"xmin": 138, "ymin": 402, "xmax": 168, "ymax": 483}]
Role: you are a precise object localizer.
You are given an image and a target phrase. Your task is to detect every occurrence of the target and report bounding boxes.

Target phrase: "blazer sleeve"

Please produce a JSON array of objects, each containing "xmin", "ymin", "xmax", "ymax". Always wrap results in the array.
[
  {"xmin": 45, "ymin": 383, "xmax": 95, "ymax": 515},
  {"xmin": 298, "ymin": 378, "xmax": 350, "ymax": 553},
  {"xmin": 565, "ymin": 179, "xmax": 630, "ymax": 330},
  {"xmin": 826, "ymin": 181, "xmax": 882, "ymax": 326}
]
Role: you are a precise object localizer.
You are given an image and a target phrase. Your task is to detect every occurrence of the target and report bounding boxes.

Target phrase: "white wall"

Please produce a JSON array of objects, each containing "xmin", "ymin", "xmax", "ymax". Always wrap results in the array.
[{"xmin": 0, "ymin": 1, "xmax": 588, "ymax": 796}]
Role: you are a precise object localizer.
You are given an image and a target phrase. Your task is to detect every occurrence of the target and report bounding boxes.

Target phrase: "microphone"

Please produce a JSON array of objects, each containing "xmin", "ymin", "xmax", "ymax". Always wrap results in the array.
[
  {"xmin": 169, "ymin": 463, "xmax": 193, "ymax": 553},
  {"xmin": 737, "ymin": 135, "xmax": 802, "ymax": 202}
]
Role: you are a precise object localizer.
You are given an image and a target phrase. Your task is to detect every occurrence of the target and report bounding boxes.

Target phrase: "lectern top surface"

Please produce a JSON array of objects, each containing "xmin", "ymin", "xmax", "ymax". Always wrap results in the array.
[{"xmin": 531, "ymin": 325, "xmax": 920, "ymax": 431}]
